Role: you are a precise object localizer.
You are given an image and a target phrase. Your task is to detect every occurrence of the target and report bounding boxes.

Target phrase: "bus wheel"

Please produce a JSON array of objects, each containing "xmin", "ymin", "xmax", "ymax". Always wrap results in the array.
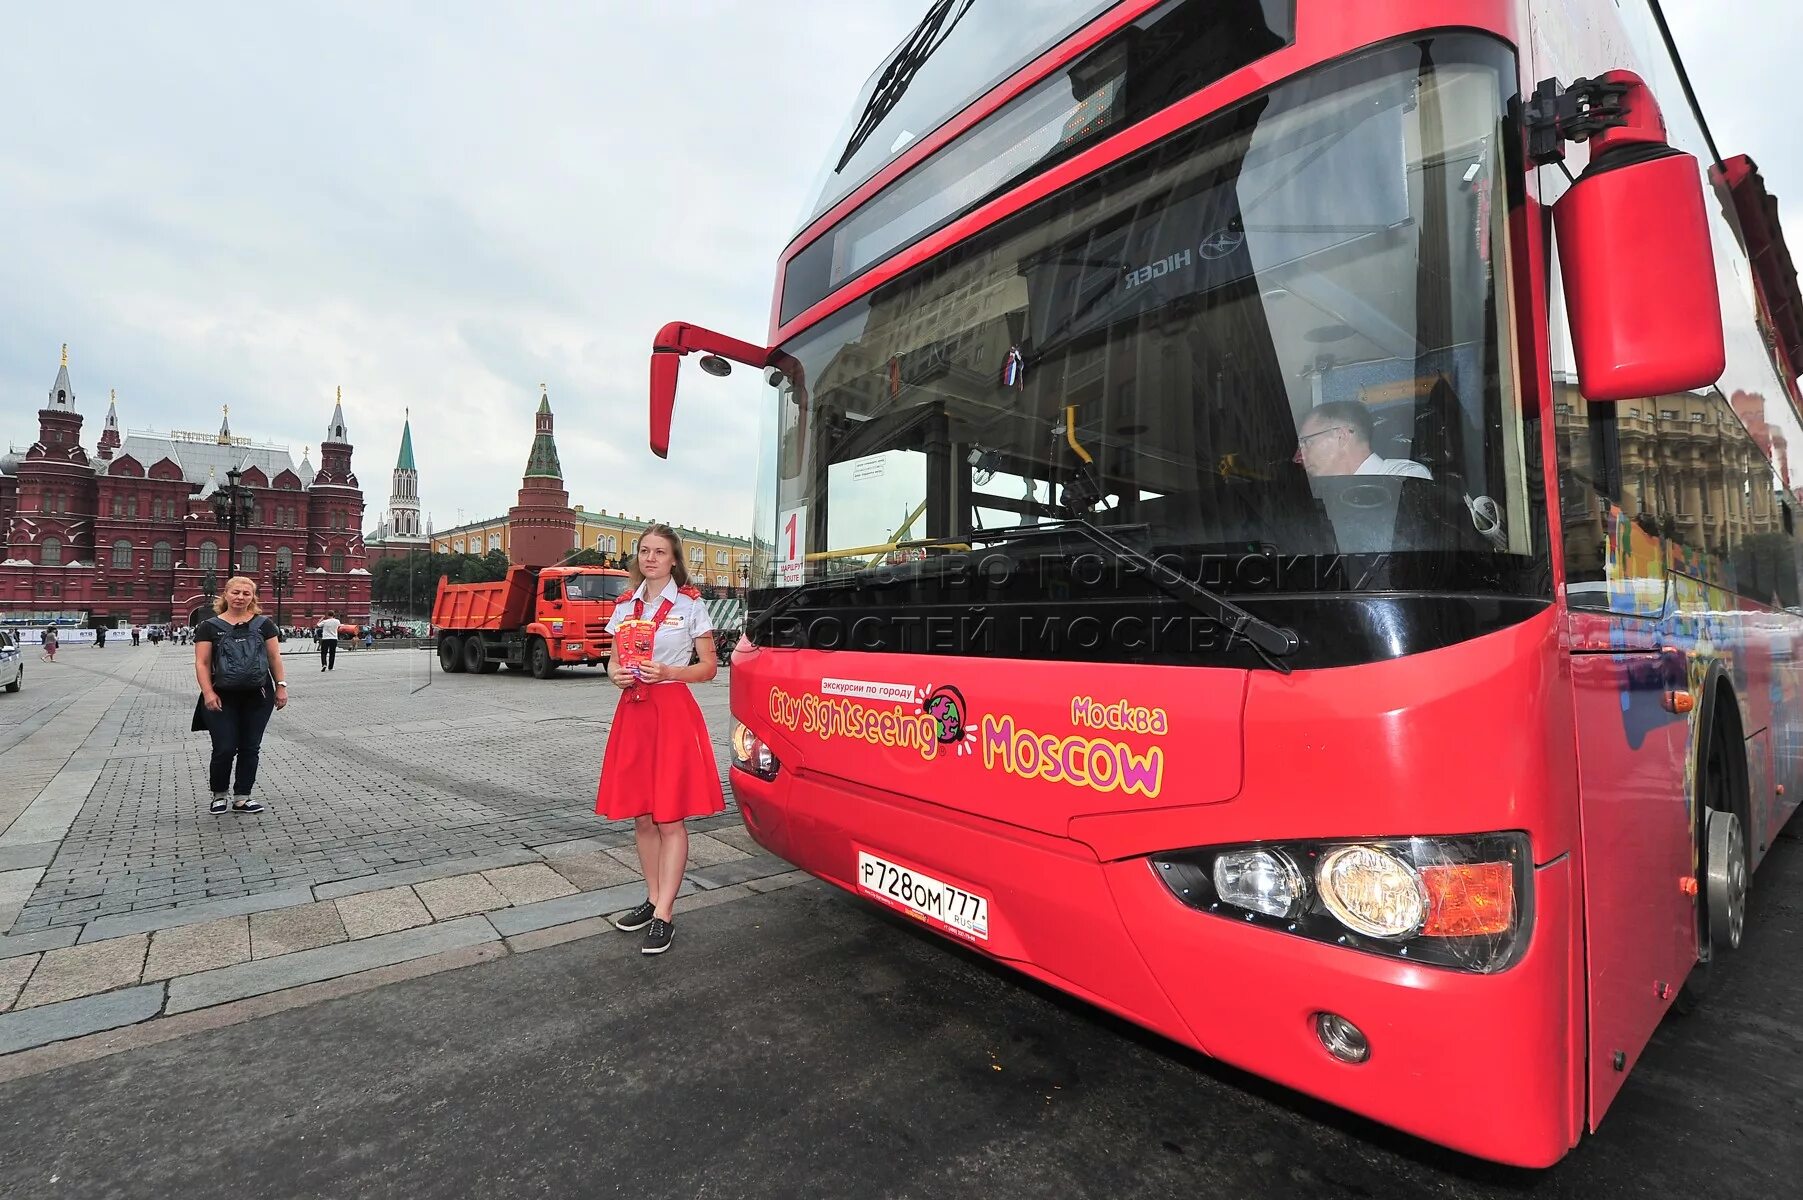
[
  {"xmin": 529, "ymin": 637, "xmax": 557, "ymax": 679},
  {"xmin": 439, "ymin": 636, "xmax": 465, "ymax": 673},
  {"xmin": 462, "ymin": 636, "xmax": 485, "ymax": 674},
  {"xmin": 1679, "ymin": 721, "xmax": 1749, "ymax": 1013},
  {"xmin": 1705, "ymin": 807, "xmax": 1749, "ymax": 952}
]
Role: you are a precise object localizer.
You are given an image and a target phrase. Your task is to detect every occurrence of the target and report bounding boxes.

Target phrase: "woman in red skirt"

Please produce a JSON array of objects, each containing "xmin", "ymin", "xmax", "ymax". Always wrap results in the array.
[{"xmin": 597, "ymin": 523, "xmax": 725, "ymax": 954}]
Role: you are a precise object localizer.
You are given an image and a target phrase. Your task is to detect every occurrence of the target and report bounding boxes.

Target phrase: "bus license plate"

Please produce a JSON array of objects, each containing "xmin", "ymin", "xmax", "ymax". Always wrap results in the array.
[{"xmin": 856, "ymin": 850, "xmax": 989, "ymax": 941}]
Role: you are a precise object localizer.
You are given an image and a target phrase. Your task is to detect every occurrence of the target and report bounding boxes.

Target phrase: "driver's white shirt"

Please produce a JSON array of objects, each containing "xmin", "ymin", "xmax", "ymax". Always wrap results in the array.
[{"xmin": 1355, "ymin": 452, "xmax": 1432, "ymax": 480}]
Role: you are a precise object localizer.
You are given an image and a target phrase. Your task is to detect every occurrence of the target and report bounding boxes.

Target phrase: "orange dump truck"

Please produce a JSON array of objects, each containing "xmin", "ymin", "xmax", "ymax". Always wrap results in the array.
[{"xmin": 431, "ymin": 565, "xmax": 631, "ymax": 679}]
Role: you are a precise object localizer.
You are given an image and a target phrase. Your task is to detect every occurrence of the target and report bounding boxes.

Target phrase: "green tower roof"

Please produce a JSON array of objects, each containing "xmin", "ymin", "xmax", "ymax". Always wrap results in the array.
[
  {"xmin": 525, "ymin": 388, "xmax": 561, "ymax": 479},
  {"xmin": 396, "ymin": 414, "xmax": 416, "ymax": 471},
  {"xmin": 525, "ymin": 432, "xmax": 562, "ymax": 479}
]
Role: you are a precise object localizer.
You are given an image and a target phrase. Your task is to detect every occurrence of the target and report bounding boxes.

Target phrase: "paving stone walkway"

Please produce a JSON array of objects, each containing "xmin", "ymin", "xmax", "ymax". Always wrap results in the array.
[
  {"xmin": 3, "ymin": 645, "xmax": 738, "ymax": 934},
  {"xmin": 0, "ymin": 644, "xmax": 794, "ymax": 1059}
]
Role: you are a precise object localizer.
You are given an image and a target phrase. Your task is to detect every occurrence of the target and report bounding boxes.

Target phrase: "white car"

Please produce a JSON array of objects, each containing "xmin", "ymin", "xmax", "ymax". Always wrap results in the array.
[{"xmin": 0, "ymin": 631, "xmax": 21, "ymax": 694}]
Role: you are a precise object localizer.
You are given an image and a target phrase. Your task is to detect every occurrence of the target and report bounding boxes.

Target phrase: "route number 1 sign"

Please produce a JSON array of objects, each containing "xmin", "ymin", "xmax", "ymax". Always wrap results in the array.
[{"xmin": 777, "ymin": 504, "xmax": 807, "ymax": 587}]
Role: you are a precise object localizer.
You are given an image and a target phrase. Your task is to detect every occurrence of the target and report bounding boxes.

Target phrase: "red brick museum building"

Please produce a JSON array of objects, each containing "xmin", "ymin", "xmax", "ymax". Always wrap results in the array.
[{"xmin": 0, "ymin": 348, "xmax": 370, "ymax": 628}]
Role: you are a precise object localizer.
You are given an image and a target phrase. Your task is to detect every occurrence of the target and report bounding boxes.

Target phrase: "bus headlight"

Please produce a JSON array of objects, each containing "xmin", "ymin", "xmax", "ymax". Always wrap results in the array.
[
  {"xmin": 1316, "ymin": 846, "xmax": 1426, "ymax": 939},
  {"xmin": 1212, "ymin": 848, "xmax": 1305, "ymax": 919},
  {"xmin": 1150, "ymin": 833, "xmax": 1530, "ymax": 974},
  {"xmin": 730, "ymin": 721, "xmax": 780, "ymax": 780}
]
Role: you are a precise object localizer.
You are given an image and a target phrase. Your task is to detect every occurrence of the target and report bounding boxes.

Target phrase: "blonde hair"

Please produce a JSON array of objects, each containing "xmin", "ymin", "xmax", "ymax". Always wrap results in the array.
[
  {"xmin": 212, "ymin": 575, "xmax": 265, "ymax": 616},
  {"xmin": 626, "ymin": 524, "xmax": 690, "ymax": 593}
]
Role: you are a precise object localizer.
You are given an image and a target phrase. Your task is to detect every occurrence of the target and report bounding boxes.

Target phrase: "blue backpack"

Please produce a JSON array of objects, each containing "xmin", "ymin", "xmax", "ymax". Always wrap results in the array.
[{"xmin": 208, "ymin": 617, "xmax": 270, "ymax": 690}]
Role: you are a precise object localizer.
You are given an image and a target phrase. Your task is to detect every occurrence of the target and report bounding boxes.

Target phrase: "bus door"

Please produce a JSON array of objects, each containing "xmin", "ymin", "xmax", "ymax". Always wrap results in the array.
[{"xmin": 1552, "ymin": 318, "xmax": 1699, "ymax": 1125}]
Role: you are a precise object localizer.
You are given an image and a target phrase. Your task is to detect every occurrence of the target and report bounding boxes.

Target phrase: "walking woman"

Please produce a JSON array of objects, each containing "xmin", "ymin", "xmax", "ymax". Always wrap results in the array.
[
  {"xmin": 193, "ymin": 576, "xmax": 288, "ymax": 814},
  {"xmin": 40, "ymin": 627, "xmax": 58, "ymax": 661},
  {"xmin": 597, "ymin": 524, "xmax": 724, "ymax": 955}
]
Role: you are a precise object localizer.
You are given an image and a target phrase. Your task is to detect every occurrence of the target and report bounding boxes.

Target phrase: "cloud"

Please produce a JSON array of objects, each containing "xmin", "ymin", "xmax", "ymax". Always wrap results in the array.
[
  {"xmin": 0, "ymin": 0, "xmax": 918, "ymax": 536},
  {"xmin": 5, "ymin": 0, "xmax": 1795, "ymax": 549}
]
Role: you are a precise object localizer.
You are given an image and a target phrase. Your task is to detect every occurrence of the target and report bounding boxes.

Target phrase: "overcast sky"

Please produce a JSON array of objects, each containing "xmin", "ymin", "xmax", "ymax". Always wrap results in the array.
[{"xmin": 2, "ymin": 2, "xmax": 1797, "ymax": 539}]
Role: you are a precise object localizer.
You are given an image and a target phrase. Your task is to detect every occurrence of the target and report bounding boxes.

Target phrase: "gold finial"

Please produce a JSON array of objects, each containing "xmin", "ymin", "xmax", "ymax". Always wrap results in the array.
[
  {"xmin": 110, "ymin": 388, "xmax": 116, "ymax": 403},
  {"xmin": 336, "ymin": 385, "xmax": 342, "ymax": 404},
  {"xmin": 540, "ymin": 382, "xmax": 547, "ymax": 396},
  {"xmin": 223, "ymin": 404, "xmax": 229, "ymax": 417},
  {"xmin": 61, "ymin": 343, "xmax": 68, "ymax": 367}
]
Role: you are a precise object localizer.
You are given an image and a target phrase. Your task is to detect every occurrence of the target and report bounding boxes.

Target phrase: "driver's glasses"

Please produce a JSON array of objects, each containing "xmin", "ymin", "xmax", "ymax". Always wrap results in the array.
[
  {"xmin": 1296, "ymin": 426, "xmax": 1350, "ymax": 452},
  {"xmin": 1294, "ymin": 426, "xmax": 1350, "ymax": 462}
]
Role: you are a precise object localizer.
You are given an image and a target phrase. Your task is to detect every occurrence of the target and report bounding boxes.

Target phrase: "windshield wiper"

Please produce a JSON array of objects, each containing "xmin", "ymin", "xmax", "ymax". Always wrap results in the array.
[
  {"xmin": 745, "ymin": 574, "xmax": 866, "ymax": 643},
  {"xmin": 954, "ymin": 519, "xmax": 1300, "ymax": 671},
  {"xmin": 836, "ymin": 0, "xmax": 975, "ymax": 173},
  {"xmin": 748, "ymin": 520, "xmax": 1300, "ymax": 671}
]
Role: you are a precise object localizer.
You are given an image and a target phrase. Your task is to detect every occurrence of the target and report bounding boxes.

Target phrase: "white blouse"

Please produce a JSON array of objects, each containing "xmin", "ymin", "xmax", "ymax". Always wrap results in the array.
[{"xmin": 605, "ymin": 579, "xmax": 715, "ymax": 675}]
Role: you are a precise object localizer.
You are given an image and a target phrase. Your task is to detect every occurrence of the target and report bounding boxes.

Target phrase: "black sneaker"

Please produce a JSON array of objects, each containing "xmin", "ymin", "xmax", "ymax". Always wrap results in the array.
[
  {"xmin": 613, "ymin": 900, "xmax": 656, "ymax": 932},
  {"xmin": 641, "ymin": 918, "xmax": 674, "ymax": 955}
]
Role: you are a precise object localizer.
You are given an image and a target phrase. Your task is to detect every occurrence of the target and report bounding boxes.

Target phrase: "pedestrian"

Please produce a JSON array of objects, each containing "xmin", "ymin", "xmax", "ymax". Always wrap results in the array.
[
  {"xmin": 362, "ymin": 626, "xmax": 374, "ymax": 651},
  {"xmin": 40, "ymin": 628, "xmax": 58, "ymax": 661},
  {"xmin": 131, "ymin": 625, "xmax": 141, "ymax": 647},
  {"xmin": 596, "ymin": 524, "xmax": 723, "ymax": 956},
  {"xmin": 192, "ymin": 576, "xmax": 288, "ymax": 814},
  {"xmin": 149, "ymin": 626, "xmax": 162, "ymax": 648},
  {"xmin": 94, "ymin": 624, "xmax": 106, "ymax": 650},
  {"xmin": 316, "ymin": 612, "xmax": 341, "ymax": 671}
]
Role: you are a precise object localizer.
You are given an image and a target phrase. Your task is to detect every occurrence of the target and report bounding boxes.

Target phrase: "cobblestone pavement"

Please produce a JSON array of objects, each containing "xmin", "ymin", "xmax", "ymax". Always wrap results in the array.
[{"xmin": 3, "ymin": 643, "xmax": 737, "ymax": 934}]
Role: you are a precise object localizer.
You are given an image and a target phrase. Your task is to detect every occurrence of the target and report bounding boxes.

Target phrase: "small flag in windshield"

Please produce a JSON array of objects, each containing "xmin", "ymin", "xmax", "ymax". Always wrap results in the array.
[{"xmin": 1000, "ymin": 345, "xmax": 1025, "ymax": 389}]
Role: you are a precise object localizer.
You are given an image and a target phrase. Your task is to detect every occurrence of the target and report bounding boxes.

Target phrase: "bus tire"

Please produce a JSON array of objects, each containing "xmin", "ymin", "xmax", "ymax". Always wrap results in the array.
[
  {"xmin": 529, "ymin": 637, "xmax": 557, "ymax": 679},
  {"xmin": 462, "ymin": 636, "xmax": 485, "ymax": 674},
  {"xmin": 439, "ymin": 635, "xmax": 465, "ymax": 673},
  {"xmin": 1677, "ymin": 690, "xmax": 1750, "ymax": 1013},
  {"xmin": 1705, "ymin": 807, "xmax": 1749, "ymax": 952}
]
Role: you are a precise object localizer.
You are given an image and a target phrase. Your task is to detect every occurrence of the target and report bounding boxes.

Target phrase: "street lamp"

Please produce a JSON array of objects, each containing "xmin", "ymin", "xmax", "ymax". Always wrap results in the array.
[
  {"xmin": 209, "ymin": 467, "xmax": 258, "ymax": 577},
  {"xmin": 270, "ymin": 562, "xmax": 292, "ymax": 629}
]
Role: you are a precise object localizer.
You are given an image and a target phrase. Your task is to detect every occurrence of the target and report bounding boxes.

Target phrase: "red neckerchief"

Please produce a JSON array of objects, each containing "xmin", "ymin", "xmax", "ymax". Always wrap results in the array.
[{"xmin": 631, "ymin": 594, "xmax": 677, "ymax": 629}]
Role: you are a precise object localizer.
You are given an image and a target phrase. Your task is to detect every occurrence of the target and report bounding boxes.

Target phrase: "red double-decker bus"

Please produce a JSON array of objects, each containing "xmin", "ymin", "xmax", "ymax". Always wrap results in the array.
[{"xmin": 648, "ymin": 0, "xmax": 1803, "ymax": 1166}]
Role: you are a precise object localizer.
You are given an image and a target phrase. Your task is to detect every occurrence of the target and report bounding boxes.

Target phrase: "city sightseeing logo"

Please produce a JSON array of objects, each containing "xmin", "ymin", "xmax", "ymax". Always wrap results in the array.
[
  {"xmin": 768, "ymin": 679, "xmax": 1167, "ymax": 797},
  {"xmin": 766, "ymin": 679, "xmax": 976, "ymax": 761}
]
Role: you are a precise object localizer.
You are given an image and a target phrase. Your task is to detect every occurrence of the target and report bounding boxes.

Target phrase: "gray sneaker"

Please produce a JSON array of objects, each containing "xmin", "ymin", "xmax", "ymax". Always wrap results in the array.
[
  {"xmin": 613, "ymin": 900, "xmax": 655, "ymax": 932},
  {"xmin": 641, "ymin": 918, "xmax": 674, "ymax": 955}
]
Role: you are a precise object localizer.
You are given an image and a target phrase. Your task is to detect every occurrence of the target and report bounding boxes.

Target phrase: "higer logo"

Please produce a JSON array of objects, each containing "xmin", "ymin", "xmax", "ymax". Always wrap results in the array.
[{"xmin": 1199, "ymin": 227, "xmax": 1245, "ymax": 260}]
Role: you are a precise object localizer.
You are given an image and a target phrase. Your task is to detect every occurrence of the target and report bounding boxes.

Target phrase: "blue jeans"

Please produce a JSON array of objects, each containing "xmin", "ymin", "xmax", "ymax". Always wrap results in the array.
[{"xmin": 202, "ymin": 689, "xmax": 276, "ymax": 796}]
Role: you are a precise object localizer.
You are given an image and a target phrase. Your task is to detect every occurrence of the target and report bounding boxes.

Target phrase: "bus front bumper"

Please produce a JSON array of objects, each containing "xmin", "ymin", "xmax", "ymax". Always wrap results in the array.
[{"xmin": 732, "ymin": 769, "xmax": 1579, "ymax": 1168}]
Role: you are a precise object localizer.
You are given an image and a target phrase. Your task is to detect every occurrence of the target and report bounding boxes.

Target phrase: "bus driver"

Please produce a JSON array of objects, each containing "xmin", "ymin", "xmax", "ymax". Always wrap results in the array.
[{"xmin": 1295, "ymin": 401, "xmax": 1432, "ymax": 480}]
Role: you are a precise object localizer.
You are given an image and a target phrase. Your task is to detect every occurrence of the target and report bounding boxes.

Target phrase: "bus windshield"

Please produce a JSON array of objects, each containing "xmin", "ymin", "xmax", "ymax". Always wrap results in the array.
[
  {"xmin": 755, "ymin": 37, "xmax": 1547, "ymax": 665},
  {"xmin": 799, "ymin": 0, "xmax": 1117, "ymax": 230}
]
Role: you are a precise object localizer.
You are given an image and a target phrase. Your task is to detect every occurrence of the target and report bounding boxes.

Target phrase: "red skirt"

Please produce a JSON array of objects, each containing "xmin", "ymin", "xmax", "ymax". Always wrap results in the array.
[{"xmin": 595, "ymin": 682, "xmax": 725, "ymax": 823}]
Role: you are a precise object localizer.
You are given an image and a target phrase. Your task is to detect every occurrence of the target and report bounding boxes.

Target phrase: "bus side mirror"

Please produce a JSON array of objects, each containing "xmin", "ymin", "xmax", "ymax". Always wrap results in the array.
[
  {"xmin": 1553, "ymin": 146, "xmax": 1725, "ymax": 402},
  {"xmin": 650, "ymin": 352, "xmax": 680, "ymax": 459},
  {"xmin": 648, "ymin": 323, "xmax": 771, "ymax": 459}
]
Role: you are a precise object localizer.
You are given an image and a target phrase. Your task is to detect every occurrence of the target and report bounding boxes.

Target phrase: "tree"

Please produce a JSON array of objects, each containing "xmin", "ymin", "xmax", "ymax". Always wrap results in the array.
[
  {"xmin": 566, "ymin": 547, "xmax": 609, "ymax": 567},
  {"xmin": 477, "ymin": 549, "xmax": 510, "ymax": 582}
]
